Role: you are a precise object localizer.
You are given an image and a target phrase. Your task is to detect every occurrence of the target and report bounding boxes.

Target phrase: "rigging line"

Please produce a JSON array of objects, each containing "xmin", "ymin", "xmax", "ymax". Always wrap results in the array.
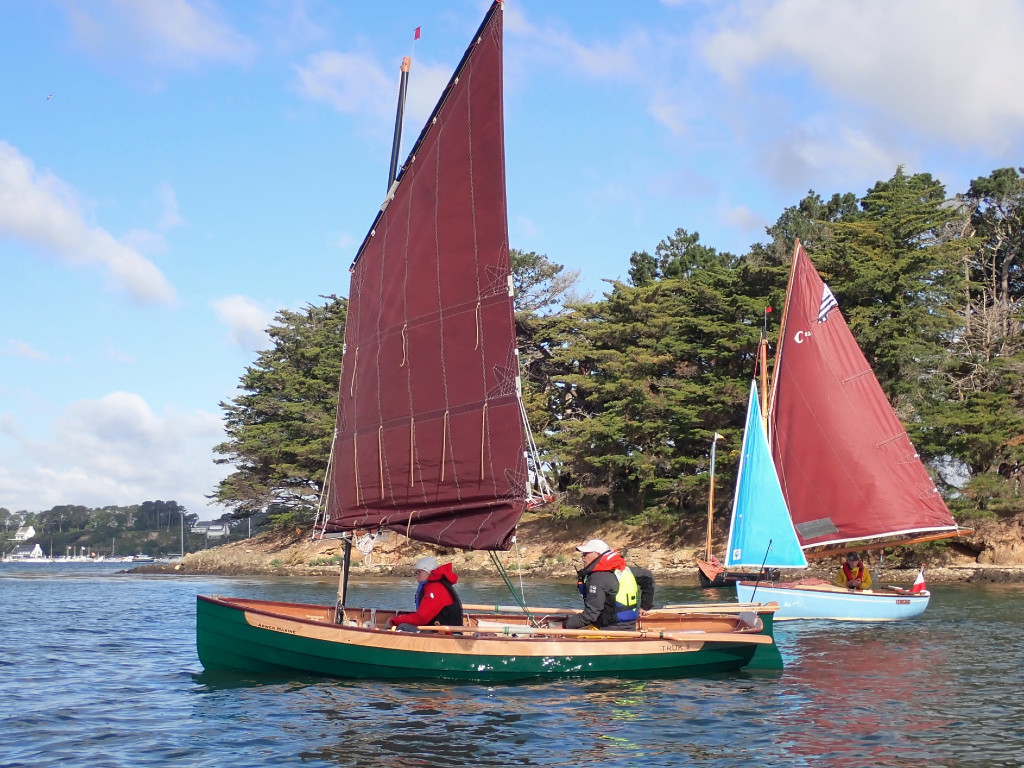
[
  {"xmin": 352, "ymin": 434, "xmax": 361, "ymax": 506},
  {"xmin": 768, "ymin": 240, "xmax": 802, "ymax": 424},
  {"xmin": 489, "ymin": 551, "xmax": 537, "ymax": 627},
  {"xmin": 313, "ymin": 430, "xmax": 339, "ymax": 539},
  {"xmin": 378, "ymin": 426, "xmax": 386, "ymax": 498},
  {"xmin": 748, "ymin": 538, "xmax": 774, "ymax": 602},
  {"xmin": 480, "ymin": 402, "xmax": 488, "ymax": 480},
  {"xmin": 474, "ymin": 301, "xmax": 481, "ymax": 350},
  {"xmin": 350, "ymin": 347, "xmax": 359, "ymax": 397},
  {"xmin": 513, "ymin": 347, "xmax": 555, "ymax": 500},
  {"xmin": 409, "ymin": 418, "xmax": 415, "ymax": 487},
  {"xmin": 518, "ymin": 388, "xmax": 554, "ymax": 498},
  {"xmin": 400, "ymin": 324, "xmax": 408, "ymax": 366},
  {"xmin": 512, "ymin": 536, "xmax": 527, "ymax": 605},
  {"xmin": 440, "ymin": 410, "xmax": 450, "ymax": 482}
]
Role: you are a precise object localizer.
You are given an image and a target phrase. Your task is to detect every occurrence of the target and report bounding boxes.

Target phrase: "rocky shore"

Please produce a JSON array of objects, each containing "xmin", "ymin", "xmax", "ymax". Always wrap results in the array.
[{"xmin": 133, "ymin": 511, "xmax": 1024, "ymax": 585}]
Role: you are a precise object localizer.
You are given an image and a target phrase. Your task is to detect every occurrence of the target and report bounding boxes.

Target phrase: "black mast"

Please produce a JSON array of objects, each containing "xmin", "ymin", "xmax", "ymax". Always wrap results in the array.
[{"xmin": 387, "ymin": 56, "xmax": 411, "ymax": 189}]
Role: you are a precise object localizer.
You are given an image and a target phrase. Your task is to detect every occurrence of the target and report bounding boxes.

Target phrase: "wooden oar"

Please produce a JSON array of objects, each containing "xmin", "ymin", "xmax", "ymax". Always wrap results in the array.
[{"xmin": 416, "ymin": 624, "xmax": 774, "ymax": 645}]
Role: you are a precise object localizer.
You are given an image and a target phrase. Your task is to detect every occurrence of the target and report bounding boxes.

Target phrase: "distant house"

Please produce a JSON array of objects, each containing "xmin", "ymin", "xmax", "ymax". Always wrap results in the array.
[
  {"xmin": 190, "ymin": 521, "xmax": 229, "ymax": 538},
  {"xmin": 8, "ymin": 543, "xmax": 45, "ymax": 560},
  {"xmin": 13, "ymin": 525, "xmax": 36, "ymax": 541}
]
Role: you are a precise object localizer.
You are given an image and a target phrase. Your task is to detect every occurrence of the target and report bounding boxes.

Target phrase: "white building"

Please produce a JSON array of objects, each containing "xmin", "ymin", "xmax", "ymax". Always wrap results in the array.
[
  {"xmin": 7, "ymin": 543, "xmax": 45, "ymax": 560},
  {"xmin": 190, "ymin": 521, "xmax": 229, "ymax": 538},
  {"xmin": 13, "ymin": 525, "xmax": 36, "ymax": 541}
]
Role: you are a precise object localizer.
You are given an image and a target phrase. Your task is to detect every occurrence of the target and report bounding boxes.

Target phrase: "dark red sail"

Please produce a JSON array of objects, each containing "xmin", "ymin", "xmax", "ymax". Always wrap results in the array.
[
  {"xmin": 322, "ymin": 4, "xmax": 528, "ymax": 550},
  {"xmin": 770, "ymin": 242, "xmax": 958, "ymax": 549}
]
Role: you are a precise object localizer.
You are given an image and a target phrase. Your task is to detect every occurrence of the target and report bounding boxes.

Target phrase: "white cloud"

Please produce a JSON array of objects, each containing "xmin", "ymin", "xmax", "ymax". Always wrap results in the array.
[
  {"xmin": 505, "ymin": 5, "xmax": 644, "ymax": 81},
  {"xmin": 210, "ymin": 294, "xmax": 273, "ymax": 351},
  {"xmin": 294, "ymin": 51, "xmax": 395, "ymax": 119},
  {"xmin": 157, "ymin": 182, "xmax": 185, "ymax": 230},
  {"xmin": 720, "ymin": 203, "xmax": 766, "ymax": 236},
  {"xmin": 335, "ymin": 232, "xmax": 356, "ymax": 259},
  {"xmin": 405, "ymin": 64, "xmax": 460, "ymax": 130},
  {"xmin": 0, "ymin": 392, "xmax": 229, "ymax": 515},
  {"xmin": 513, "ymin": 214, "xmax": 538, "ymax": 238},
  {"xmin": 65, "ymin": 0, "xmax": 256, "ymax": 69},
  {"xmin": 0, "ymin": 141, "xmax": 176, "ymax": 306},
  {"xmin": 294, "ymin": 50, "xmax": 453, "ymax": 133},
  {"xmin": 104, "ymin": 346, "xmax": 136, "ymax": 364},
  {"xmin": 6, "ymin": 341, "xmax": 51, "ymax": 362},
  {"xmin": 701, "ymin": 0, "xmax": 1024, "ymax": 147},
  {"xmin": 649, "ymin": 89, "xmax": 690, "ymax": 137},
  {"xmin": 759, "ymin": 121, "xmax": 904, "ymax": 192},
  {"xmin": 264, "ymin": 1, "xmax": 328, "ymax": 53}
]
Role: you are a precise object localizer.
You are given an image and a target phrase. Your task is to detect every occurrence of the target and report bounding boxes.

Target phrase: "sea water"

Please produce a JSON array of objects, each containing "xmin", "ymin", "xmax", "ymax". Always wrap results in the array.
[{"xmin": 1, "ymin": 561, "xmax": 1022, "ymax": 768}]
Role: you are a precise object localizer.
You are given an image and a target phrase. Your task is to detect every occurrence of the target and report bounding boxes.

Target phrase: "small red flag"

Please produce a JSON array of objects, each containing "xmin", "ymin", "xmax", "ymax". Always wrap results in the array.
[
  {"xmin": 765, "ymin": 306, "xmax": 772, "ymax": 313},
  {"xmin": 414, "ymin": 27, "xmax": 421, "ymax": 40},
  {"xmin": 909, "ymin": 567, "xmax": 927, "ymax": 594}
]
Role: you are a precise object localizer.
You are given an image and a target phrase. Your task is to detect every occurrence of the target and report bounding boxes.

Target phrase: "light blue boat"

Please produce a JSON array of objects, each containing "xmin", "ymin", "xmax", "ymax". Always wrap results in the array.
[
  {"xmin": 735, "ymin": 580, "xmax": 929, "ymax": 622},
  {"xmin": 728, "ymin": 381, "xmax": 931, "ymax": 621},
  {"xmin": 732, "ymin": 243, "xmax": 964, "ymax": 621}
]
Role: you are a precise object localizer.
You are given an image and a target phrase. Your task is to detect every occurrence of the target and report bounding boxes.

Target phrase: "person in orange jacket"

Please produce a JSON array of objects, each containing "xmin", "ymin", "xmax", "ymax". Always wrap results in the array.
[{"xmin": 389, "ymin": 556, "xmax": 464, "ymax": 631}]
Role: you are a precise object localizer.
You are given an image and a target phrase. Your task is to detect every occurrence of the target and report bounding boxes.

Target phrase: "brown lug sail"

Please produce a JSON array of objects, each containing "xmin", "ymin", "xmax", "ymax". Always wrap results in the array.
[
  {"xmin": 322, "ymin": 4, "xmax": 527, "ymax": 550},
  {"xmin": 770, "ymin": 242, "xmax": 960, "ymax": 551}
]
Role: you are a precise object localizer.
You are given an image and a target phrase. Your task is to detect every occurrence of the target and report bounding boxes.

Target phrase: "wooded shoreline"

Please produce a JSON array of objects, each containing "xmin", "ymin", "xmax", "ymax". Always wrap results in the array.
[{"xmin": 133, "ymin": 513, "xmax": 1024, "ymax": 584}]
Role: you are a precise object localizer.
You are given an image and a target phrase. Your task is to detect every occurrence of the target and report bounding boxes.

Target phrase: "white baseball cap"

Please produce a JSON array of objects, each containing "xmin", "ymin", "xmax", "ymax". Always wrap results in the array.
[
  {"xmin": 575, "ymin": 539, "xmax": 610, "ymax": 555},
  {"xmin": 414, "ymin": 556, "xmax": 438, "ymax": 572}
]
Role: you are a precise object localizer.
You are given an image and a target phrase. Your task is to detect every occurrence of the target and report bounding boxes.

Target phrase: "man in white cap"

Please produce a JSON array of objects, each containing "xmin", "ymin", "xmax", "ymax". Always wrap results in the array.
[
  {"xmin": 564, "ymin": 539, "xmax": 655, "ymax": 631},
  {"xmin": 389, "ymin": 556, "xmax": 463, "ymax": 631}
]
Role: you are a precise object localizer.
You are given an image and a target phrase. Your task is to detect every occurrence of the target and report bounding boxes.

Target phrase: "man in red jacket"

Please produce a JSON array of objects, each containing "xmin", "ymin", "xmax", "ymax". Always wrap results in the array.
[{"xmin": 389, "ymin": 556, "xmax": 464, "ymax": 631}]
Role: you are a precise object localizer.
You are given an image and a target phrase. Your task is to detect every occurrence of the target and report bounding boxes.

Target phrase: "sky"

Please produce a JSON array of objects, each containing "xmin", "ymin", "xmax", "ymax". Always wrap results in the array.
[{"xmin": 3, "ymin": 0, "xmax": 1024, "ymax": 519}]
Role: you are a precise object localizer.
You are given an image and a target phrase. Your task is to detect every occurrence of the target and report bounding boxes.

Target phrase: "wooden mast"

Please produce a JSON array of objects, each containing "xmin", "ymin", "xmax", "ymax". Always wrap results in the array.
[{"xmin": 703, "ymin": 433, "xmax": 725, "ymax": 562}]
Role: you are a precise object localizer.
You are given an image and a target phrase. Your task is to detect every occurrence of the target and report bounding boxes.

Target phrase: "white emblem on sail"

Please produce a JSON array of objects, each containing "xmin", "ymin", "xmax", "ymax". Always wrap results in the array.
[{"xmin": 817, "ymin": 284, "xmax": 838, "ymax": 323}]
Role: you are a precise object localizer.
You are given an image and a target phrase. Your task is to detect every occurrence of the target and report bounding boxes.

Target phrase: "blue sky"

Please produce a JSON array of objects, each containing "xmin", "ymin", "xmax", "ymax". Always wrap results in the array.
[{"xmin": 3, "ymin": 0, "xmax": 1024, "ymax": 518}]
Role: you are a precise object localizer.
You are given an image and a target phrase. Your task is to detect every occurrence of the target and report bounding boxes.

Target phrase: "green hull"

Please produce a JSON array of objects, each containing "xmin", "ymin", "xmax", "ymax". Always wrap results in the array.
[
  {"xmin": 745, "ymin": 609, "xmax": 782, "ymax": 670},
  {"xmin": 196, "ymin": 597, "xmax": 764, "ymax": 682}
]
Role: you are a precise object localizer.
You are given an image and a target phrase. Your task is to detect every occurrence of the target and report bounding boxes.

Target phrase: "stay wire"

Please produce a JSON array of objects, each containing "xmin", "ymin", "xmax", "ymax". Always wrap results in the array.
[{"xmin": 488, "ymin": 550, "xmax": 538, "ymax": 627}]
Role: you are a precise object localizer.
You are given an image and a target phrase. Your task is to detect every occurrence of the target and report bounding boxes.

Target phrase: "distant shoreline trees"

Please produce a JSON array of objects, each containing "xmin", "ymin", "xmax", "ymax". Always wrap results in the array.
[{"xmin": 0, "ymin": 500, "xmax": 239, "ymax": 558}]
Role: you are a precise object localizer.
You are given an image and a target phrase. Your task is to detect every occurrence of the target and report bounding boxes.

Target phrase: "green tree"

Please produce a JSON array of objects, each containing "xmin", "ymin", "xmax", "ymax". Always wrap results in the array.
[
  {"xmin": 747, "ymin": 190, "xmax": 860, "ymax": 268},
  {"xmin": 213, "ymin": 296, "xmax": 348, "ymax": 519},
  {"xmin": 548, "ymin": 264, "xmax": 765, "ymax": 518},
  {"xmin": 629, "ymin": 229, "xmax": 736, "ymax": 287},
  {"xmin": 922, "ymin": 168, "xmax": 1024, "ymax": 512},
  {"xmin": 134, "ymin": 500, "xmax": 187, "ymax": 530},
  {"xmin": 822, "ymin": 168, "xmax": 966, "ymax": 408},
  {"xmin": 509, "ymin": 249, "xmax": 587, "ymax": 484},
  {"xmin": 510, "ymin": 248, "xmax": 585, "ymax": 317}
]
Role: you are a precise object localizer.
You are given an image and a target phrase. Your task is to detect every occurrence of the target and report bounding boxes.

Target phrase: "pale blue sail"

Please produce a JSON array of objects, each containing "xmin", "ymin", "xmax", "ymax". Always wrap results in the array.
[{"xmin": 724, "ymin": 380, "xmax": 807, "ymax": 570}]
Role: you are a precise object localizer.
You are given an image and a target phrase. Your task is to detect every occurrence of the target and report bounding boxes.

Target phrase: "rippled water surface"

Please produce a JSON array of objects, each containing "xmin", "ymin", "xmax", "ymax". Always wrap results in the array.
[{"xmin": 1, "ymin": 562, "xmax": 1022, "ymax": 768}]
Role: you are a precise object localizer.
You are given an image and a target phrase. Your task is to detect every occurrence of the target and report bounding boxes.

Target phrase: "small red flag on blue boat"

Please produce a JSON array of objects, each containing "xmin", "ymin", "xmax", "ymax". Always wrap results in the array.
[{"xmin": 909, "ymin": 567, "xmax": 927, "ymax": 594}]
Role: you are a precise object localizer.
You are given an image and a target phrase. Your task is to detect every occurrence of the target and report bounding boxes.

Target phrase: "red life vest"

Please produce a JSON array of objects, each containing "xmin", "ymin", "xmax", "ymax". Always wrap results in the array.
[{"xmin": 842, "ymin": 561, "xmax": 865, "ymax": 583}]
